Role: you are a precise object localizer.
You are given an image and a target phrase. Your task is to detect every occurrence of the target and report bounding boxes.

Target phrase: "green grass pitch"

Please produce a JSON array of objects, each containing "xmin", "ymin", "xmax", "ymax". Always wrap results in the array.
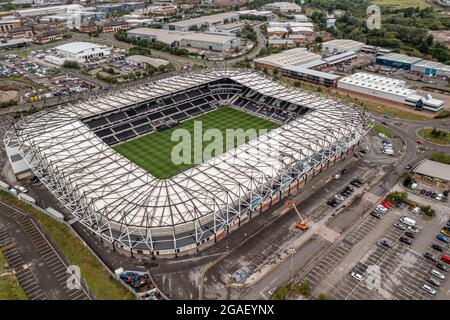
[{"xmin": 113, "ymin": 107, "xmax": 279, "ymax": 179}]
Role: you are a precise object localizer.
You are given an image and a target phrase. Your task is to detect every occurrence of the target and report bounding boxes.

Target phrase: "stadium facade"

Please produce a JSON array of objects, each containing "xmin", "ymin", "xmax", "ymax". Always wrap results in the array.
[{"xmin": 5, "ymin": 70, "xmax": 373, "ymax": 257}]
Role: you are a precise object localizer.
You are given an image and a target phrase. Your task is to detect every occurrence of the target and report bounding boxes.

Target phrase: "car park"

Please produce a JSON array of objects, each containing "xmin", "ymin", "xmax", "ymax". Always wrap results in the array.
[
  {"xmin": 393, "ymin": 223, "xmax": 406, "ymax": 231},
  {"xmin": 370, "ymin": 211, "xmax": 381, "ymax": 219},
  {"xmin": 350, "ymin": 271, "xmax": 363, "ymax": 281},
  {"xmin": 436, "ymin": 234, "xmax": 449, "ymax": 244},
  {"xmin": 422, "ymin": 283, "xmax": 437, "ymax": 295},
  {"xmin": 431, "ymin": 244, "xmax": 444, "ymax": 252},
  {"xmin": 427, "ymin": 277, "xmax": 441, "ymax": 287},
  {"xmin": 430, "ymin": 269, "xmax": 445, "ymax": 280},
  {"xmin": 425, "ymin": 252, "xmax": 438, "ymax": 262},
  {"xmin": 399, "ymin": 236, "xmax": 412, "ymax": 245}
]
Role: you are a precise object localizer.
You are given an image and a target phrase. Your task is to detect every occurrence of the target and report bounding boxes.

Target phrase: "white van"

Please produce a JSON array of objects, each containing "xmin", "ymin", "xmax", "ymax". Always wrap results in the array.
[
  {"xmin": 400, "ymin": 216, "xmax": 416, "ymax": 227},
  {"xmin": 410, "ymin": 183, "xmax": 418, "ymax": 190}
]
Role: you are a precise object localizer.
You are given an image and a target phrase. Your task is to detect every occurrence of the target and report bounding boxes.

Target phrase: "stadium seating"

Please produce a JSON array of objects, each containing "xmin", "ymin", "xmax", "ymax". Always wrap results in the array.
[{"xmin": 83, "ymin": 78, "xmax": 310, "ymax": 146}]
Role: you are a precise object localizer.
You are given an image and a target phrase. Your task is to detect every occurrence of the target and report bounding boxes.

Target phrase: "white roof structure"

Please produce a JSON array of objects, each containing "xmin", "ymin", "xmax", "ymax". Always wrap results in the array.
[
  {"xmin": 254, "ymin": 48, "xmax": 321, "ymax": 68},
  {"xmin": 413, "ymin": 159, "xmax": 450, "ymax": 182},
  {"xmin": 267, "ymin": 27, "xmax": 288, "ymax": 33},
  {"xmin": 55, "ymin": 42, "xmax": 110, "ymax": 55},
  {"xmin": 125, "ymin": 55, "xmax": 169, "ymax": 68},
  {"xmin": 322, "ymin": 39, "xmax": 365, "ymax": 52},
  {"xmin": 7, "ymin": 70, "xmax": 371, "ymax": 254}
]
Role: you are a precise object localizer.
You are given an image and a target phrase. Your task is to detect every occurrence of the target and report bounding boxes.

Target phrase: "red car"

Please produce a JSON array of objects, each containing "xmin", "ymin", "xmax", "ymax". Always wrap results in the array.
[
  {"xmin": 420, "ymin": 189, "xmax": 426, "ymax": 194},
  {"xmin": 381, "ymin": 200, "xmax": 393, "ymax": 208},
  {"xmin": 416, "ymin": 140, "xmax": 424, "ymax": 144}
]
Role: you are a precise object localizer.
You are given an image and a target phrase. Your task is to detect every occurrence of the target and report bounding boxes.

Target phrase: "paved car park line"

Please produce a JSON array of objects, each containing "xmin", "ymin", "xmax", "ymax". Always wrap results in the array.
[{"xmin": 0, "ymin": 202, "xmax": 92, "ymax": 300}]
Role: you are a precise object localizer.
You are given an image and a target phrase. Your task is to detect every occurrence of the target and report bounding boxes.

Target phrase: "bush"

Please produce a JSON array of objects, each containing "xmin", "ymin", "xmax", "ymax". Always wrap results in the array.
[
  {"xmin": 63, "ymin": 60, "xmax": 80, "ymax": 69},
  {"xmin": 272, "ymin": 284, "xmax": 290, "ymax": 300},
  {"xmin": 0, "ymin": 99, "xmax": 17, "ymax": 108},
  {"xmin": 291, "ymin": 281, "xmax": 311, "ymax": 296},
  {"xmin": 386, "ymin": 191, "xmax": 408, "ymax": 204},
  {"xmin": 318, "ymin": 293, "xmax": 330, "ymax": 300},
  {"xmin": 420, "ymin": 205, "xmax": 434, "ymax": 217}
]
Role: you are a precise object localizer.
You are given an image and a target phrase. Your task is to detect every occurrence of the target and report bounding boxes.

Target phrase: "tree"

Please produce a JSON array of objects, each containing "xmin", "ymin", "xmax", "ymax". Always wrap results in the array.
[
  {"xmin": 403, "ymin": 174, "xmax": 413, "ymax": 187},
  {"xmin": 386, "ymin": 191, "xmax": 408, "ymax": 204},
  {"xmin": 63, "ymin": 60, "xmax": 80, "ymax": 69},
  {"xmin": 188, "ymin": 25, "xmax": 199, "ymax": 32}
]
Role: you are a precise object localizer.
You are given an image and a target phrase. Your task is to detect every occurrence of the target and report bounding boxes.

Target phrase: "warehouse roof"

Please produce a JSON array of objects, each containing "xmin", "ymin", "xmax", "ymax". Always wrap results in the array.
[
  {"xmin": 413, "ymin": 159, "xmax": 450, "ymax": 182},
  {"xmin": 181, "ymin": 32, "xmax": 238, "ymax": 44},
  {"xmin": 412, "ymin": 59, "xmax": 450, "ymax": 72},
  {"xmin": 322, "ymin": 39, "xmax": 365, "ymax": 51},
  {"xmin": 167, "ymin": 11, "xmax": 239, "ymax": 28},
  {"xmin": 55, "ymin": 42, "xmax": 110, "ymax": 54},
  {"xmin": 126, "ymin": 55, "xmax": 169, "ymax": 67},
  {"xmin": 376, "ymin": 52, "xmax": 422, "ymax": 65},
  {"xmin": 254, "ymin": 48, "xmax": 321, "ymax": 68}
]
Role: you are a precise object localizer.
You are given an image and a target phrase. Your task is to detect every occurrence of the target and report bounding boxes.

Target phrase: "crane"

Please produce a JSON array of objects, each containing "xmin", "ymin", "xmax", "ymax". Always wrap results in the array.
[{"xmin": 284, "ymin": 196, "xmax": 308, "ymax": 231}]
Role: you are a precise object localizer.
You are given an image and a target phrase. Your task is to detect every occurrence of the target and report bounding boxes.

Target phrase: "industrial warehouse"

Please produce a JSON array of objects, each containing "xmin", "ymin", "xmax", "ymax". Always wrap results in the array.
[
  {"xmin": 126, "ymin": 28, "xmax": 240, "ymax": 52},
  {"xmin": 6, "ymin": 70, "xmax": 372, "ymax": 257},
  {"xmin": 376, "ymin": 52, "xmax": 450, "ymax": 77}
]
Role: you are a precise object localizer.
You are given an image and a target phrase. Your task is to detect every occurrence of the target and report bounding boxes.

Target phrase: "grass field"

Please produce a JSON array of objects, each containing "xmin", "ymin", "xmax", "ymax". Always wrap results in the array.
[
  {"xmin": 114, "ymin": 107, "xmax": 279, "ymax": 179},
  {"xmin": 373, "ymin": 0, "xmax": 431, "ymax": 8},
  {"xmin": 0, "ymin": 249, "xmax": 27, "ymax": 300},
  {"xmin": 419, "ymin": 128, "xmax": 450, "ymax": 145},
  {"xmin": 372, "ymin": 123, "xmax": 395, "ymax": 138}
]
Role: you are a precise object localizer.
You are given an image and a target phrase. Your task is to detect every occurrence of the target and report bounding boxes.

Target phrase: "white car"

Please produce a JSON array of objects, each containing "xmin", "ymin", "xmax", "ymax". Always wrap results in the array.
[
  {"xmin": 334, "ymin": 174, "xmax": 341, "ymax": 180},
  {"xmin": 431, "ymin": 269, "xmax": 445, "ymax": 280},
  {"xmin": 334, "ymin": 194, "xmax": 345, "ymax": 202},
  {"xmin": 14, "ymin": 185, "xmax": 28, "ymax": 193},
  {"xmin": 422, "ymin": 284, "xmax": 437, "ymax": 295},
  {"xmin": 436, "ymin": 194, "xmax": 443, "ymax": 201},
  {"xmin": 376, "ymin": 205, "xmax": 387, "ymax": 212},
  {"xmin": 407, "ymin": 225, "xmax": 419, "ymax": 233},
  {"xmin": 351, "ymin": 271, "xmax": 363, "ymax": 281}
]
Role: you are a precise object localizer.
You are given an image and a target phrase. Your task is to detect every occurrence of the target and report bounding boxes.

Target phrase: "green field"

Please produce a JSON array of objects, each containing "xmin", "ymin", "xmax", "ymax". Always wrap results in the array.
[
  {"xmin": 373, "ymin": 0, "xmax": 431, "ymax": 8},
  {"xmin": 114, "ymin": 107, "xmax": 279, "ymax": 179}
]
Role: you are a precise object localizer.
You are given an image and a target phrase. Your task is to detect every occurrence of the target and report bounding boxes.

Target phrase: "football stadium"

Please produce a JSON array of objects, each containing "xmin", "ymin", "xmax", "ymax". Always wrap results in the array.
[{"xmin": 6, "ymin": 70, "xmax": 373, "ymax": 257}]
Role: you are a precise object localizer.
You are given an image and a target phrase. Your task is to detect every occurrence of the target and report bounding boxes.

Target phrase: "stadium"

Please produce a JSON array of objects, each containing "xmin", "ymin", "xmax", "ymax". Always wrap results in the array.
[{"xmin": 6, "ymin": 70, "xmax": 373, "ymax": 257}]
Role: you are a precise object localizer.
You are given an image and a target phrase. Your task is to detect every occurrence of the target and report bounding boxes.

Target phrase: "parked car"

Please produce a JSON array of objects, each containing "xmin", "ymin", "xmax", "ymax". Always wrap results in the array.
[
  {"xmin": 436, "ymin": 234, "xmax": 449, "ymax": 244},
  {"xmin": 422, "ymin": 283, "xmax": 437, "ymax": 295},
  {"xmin": 327, "ymin": 199, "xmax": 338, "ymax": 207},
  {"xmin": 427, "ymin": 277, "xmax": 441, "ymax": 287},
  {"xmin": 426, "ymin": 191, "xmax": 432, "ymax": 197},
  {"xmin": 371, "ymin": 211, "xmax": 381, "ymax": 219},
  {"xmin": 407, "ymin": 225, "xmax": 419, "ymax": 233},
  {"xmin": 334, "ymin": 194, "xmax": 345, "ymax": 202},
  {"xmin": 431, "ymin": 244, "xmax": 444, "ymax": 252},
  {"xmin": 393, "ymin": 223, "xmax": 406, "ymax": 231},
  {"xmin": 404, "ymin": 231, "xmax": 415, "ymax": 239},
  {"xmin": 440, "ymin": 229, "xmax": 450, "ymax": 237},
  {"xmin": 431, "ymin": 192, "xmax": 437, "ymax": 199},
  {"xmin": 424, "ymin": 252, "xmax": 438, "ymax": 262},
  {"xmin": 341, "ymin": 168, "xmax": 348, "ymax": 175},
  {"xmin": 378, "ymin": 238, "xmax": 394, "ymax": 248},
  {"xmin": 430, "ymin": 269, "xmax": 445, "ymax": 280},
  {"xmin": 350, "ymin": 271, "xmax": 363, "ymax": 281},
  {"xmin": 334, "ymin": 174, "xmax": 341, "ymax": 179},
  {"xmin": 436, "ymin": 262, "xmax": 448, "ymax": 272},
  {"xmin": 399, "ymin": 236, "xmax": 412, "ymax": 245},
  {"xmin": 405, "ymin": 164, "xmax": 412, "ymax": 170}
]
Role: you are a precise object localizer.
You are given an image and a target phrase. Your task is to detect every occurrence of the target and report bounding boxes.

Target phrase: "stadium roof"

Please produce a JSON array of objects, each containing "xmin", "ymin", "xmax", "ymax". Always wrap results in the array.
[{"xmin": 9, "ymin": 70, "xmax": 371, "ymax": 251}]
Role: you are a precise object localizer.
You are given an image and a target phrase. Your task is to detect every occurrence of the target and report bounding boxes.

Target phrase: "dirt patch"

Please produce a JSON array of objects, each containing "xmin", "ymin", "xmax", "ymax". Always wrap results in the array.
[{"xmin": 0, "ymin": 80, "xmax": 33, "ymax": 103}]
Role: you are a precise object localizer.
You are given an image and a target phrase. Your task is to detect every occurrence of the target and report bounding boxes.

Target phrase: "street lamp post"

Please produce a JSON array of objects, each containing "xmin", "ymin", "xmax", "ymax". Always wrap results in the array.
[{"xmin": 289, "ymin": 247, "xmax": 296, "ymax": 281}]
